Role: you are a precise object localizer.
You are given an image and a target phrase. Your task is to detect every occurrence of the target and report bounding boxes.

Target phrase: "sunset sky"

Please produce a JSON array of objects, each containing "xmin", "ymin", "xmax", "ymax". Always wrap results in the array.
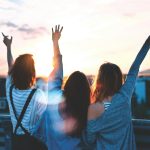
[{"xmin": 0, "ymin": 0, "xmax": 150, "ymax": 77}]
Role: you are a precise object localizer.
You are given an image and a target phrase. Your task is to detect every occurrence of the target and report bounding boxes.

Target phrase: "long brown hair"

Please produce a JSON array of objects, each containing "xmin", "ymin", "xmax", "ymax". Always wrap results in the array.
[
  {"xmin": 9, "ymin": 54, "xmax": 35, "ymax": 90},
  {"xmin": 92, "ymin": 62, "xmax": 123, "ymax": 103},
  {"xmin": 63, "ymin": 71, "xmax": 91, "ymax": 137}
]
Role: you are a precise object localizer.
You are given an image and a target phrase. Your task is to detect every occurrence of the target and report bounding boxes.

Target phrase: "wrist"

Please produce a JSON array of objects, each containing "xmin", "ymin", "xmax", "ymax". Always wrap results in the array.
[
  {"xmin": 7, "ymin": 45, "xmax": 11, "ymax": 49},
  {"xmin": 53, "ymin": 40, "xmax": 59, "ymax": 44},
  {"xmin": 53, "ymin": 41, "xmax": 59, "ymax": 48}
]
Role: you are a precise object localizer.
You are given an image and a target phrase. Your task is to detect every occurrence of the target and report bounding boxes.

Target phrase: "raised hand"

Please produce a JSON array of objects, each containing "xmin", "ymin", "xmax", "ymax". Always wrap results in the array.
[
  {"xmin": 2, "ymin": 32, "xmax": 14, "ymax": 70},
  {"xmin": 144, "ymin": 35, "xmax": 150, "ymax": 47},
  {"xmin": 52, "ymin": 25, "xmax": 63, "ymax": 42},
  {"xmin": 49, "ymin": 25, "xmax": 63, "ymax": 84},
  {"xmin": 139, "ymin": 35, "xmax": 150, "ymax": 54},
  {"xmin": 2, "ymin": 32, "xmax": 13, "ymax": 47}
]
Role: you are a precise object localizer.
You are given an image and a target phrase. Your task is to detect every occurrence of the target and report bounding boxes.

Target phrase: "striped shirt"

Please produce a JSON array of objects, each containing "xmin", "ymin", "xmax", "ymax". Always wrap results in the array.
[
  {"xmin": 6, "ymin": 76, "xmax": 47, "ymax": 135},
  {"xmin": 103, "ymin": 102, "xmax": 111, "ymax": 111}
]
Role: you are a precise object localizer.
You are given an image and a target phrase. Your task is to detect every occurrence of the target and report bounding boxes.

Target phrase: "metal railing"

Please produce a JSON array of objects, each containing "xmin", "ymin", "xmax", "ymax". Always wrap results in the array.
[{"xmin": 0, "ymin": 115, "xmax": 150, "ymax": 150}]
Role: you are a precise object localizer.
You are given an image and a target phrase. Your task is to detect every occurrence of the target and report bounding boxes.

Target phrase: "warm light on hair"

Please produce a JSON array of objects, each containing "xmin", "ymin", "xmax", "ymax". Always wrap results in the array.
[
  {"xmin": 92, "ymin": 62, "xmax": 123, "ymax": 103},
  {"xmin": 9, "ymin": 54, "xmax": 36, "ymax": 90}
]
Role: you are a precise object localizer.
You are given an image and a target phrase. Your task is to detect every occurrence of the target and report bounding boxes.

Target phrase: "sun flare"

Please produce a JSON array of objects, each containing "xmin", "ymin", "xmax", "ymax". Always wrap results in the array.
[{"xmin": 32, "ymin": 37, "xmax": 54, "ymax": 77}]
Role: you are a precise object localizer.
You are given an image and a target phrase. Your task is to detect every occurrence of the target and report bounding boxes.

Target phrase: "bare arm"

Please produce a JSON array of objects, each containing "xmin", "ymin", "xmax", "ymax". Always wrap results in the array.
[
  {"xmin": 2, "ymin": 33, "xmax": 14, "ymax": 72},
  {"xmin": 48, "ymin": 25, "xmax": 63, "ymax": 91},
  {"xmin": 83, "ymin": 103, "xmax": 104, "ymax": 145},
  {"xmin": 51, "ymin": 25, "xmax": 63, "ymax": 73},
  {"xmin": 52, "ymin": 25, "xmax": 63, "ymax": 56}
]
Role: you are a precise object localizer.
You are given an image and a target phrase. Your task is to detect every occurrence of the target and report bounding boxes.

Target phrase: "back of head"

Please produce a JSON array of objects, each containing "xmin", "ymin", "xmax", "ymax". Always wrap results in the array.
[
  {"xmin": 9, "ymin": 54, "xmax": 35, "ymax": 90},
  {"xmin": 63, "ymin": 71, "xmax": 91, "ymax": 137},
  {"xmin": 93, "ymin": 62, "xmax": 123, "ymax": 102}
]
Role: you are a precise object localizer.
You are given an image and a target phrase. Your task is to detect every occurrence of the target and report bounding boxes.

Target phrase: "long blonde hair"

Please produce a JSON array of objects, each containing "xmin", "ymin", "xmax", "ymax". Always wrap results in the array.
[{"xmin": 92, "ymin": 62, "xmax": 123, "ymax": 103}]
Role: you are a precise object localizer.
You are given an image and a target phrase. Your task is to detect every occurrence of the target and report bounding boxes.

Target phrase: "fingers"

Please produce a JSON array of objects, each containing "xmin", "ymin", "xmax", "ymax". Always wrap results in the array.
[
  {"xmin": 144, "ymin": 35, "xmax": 150, "ymax": 45},
  {"xmin": 58, "ymin": 25, "xmax": 60, "ymax": 31},
  {"xmin": 60, "ymin": 26, "xmax": 63, "ymax": 33},
  {"xmin": 11, "ymin": 36, "xmax": 13, "ymax": 42},
  {"xmin": 54, "ymin": 25, "xmax": 63, "ymax": 32},
  {"xmin": 52, "ymin": 28, "xmax": 54, "ymax": 34},
  {"xmin": 2, "ymin": 32, "xmax": 5, "ymax": 37},
  {"xmin": 55, "ymin": 25, "xmax": 57, "ymax": 32},
  {"xmin": 2, "ymin": 32, "xmax": 8, "ymax": 38}
]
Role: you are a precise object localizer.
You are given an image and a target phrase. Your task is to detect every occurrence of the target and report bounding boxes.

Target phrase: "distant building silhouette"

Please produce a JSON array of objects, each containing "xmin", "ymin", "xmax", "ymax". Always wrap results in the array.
[
  {"xmin": 0, "ymin": 77, "xmax": 9, "ymax": 113},
  {"xmin": 134, "ymin": 69, "xmax": 150, "ymax": 105},
  {"xmin": 0, "ymin": 77, "xmax": 6, "ymax": 97}
]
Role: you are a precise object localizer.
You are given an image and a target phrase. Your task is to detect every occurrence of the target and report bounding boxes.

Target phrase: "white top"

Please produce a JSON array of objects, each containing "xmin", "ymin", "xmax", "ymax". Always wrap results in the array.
[{"xmin": 6, "ymin": 76, "xmax": 47, "ymax": 135}]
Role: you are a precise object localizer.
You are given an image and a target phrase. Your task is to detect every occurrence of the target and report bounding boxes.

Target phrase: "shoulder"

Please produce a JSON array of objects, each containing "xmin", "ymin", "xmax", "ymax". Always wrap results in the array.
[
  {"xmin": 88, "ymin": 102, "xmax": 104, "ymax": 120},
  {"xmin": 35, "ymin": 88, "xmax": 45, "ymax": 96},
  {"xmin": 34, "ymin": 88, "xmax": 47, "ymax": 104},
  {"xmin": 6, "ymin": 75, "xmax": 12, "ymax": 87},
  {"xmin": 59, "ymin": 101, "xmax": 66, "ymax": 110}
]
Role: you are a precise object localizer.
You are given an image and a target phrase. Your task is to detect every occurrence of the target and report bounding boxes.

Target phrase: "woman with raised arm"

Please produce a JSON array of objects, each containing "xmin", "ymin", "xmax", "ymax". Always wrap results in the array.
[
  {"xmin": 45, "ymin": 25, "xmax": 91, "ymax": 150},
  {"xmin": 2, "ymin": 33, "xmax": 47, "ymax": 150},
  {"xmin": 84, "ymin": 36, "xmax": 150, "ymax": 150}
]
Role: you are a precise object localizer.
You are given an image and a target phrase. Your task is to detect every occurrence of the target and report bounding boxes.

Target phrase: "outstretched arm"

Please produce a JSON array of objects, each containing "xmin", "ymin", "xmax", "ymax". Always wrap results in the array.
[
  {"xmin": 120, "ymin": 36, "xmax": 150, "ymax": 100},
  {"xmin": 52, "ymin": 25, "xmax": 63, "ymax": 57},
  {"xmin": 2, "ymin": 33, "xmax": 14, "ymax": 72},
  {"xmin": 48, "ymin": 25, "xmax": 63, "ymax": 91}
]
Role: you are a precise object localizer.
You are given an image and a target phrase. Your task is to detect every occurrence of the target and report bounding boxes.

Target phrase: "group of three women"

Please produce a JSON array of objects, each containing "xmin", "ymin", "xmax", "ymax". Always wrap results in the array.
[{"xmin": 3, "ymin": 25, "xmax": 150, "ymax": 150}]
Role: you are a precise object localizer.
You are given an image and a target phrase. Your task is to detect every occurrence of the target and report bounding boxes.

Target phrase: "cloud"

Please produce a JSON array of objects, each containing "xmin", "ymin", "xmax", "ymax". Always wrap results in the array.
[
  {"xmin": 0, "ymin": 21, "xmax": 49, "ymax": 39},
  {"xmin": 5, "ymin": 21, "xmax": 18, "ymax": 28},
  {"xmin": 18, "ymin": 24, "xmax": 48, "ymax": 33},
  {"xmin": 0, "ymin": 6, "xmax": 14, "ymax": 11},
  {"xmin": 0, "ymin": 0, "xmax": 149, "ymax": 76},
  {"xmin": 18, "ymin": 24, "xmax": 49, "ymax": 39}
]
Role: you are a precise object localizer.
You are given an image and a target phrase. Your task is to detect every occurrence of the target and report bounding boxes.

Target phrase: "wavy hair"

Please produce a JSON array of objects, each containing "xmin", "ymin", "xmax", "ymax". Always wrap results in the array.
[
  {"xmin": 92, "ymin": 62, "xmax": 123, "ymax": 103},
  {"xmin": 9, "ymin": 54, "xmax": 35, "ymax": 90}
]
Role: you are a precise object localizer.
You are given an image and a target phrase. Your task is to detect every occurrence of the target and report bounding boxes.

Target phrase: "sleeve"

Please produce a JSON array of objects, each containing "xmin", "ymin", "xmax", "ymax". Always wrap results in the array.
[
  {"xmin": 48, "ymin": 55, "xmax": 63, "ymax": 91},
  {"xmin": 6, "ymin": 75, "xmax": 12, "ymax": 89},
  {"xmin": 30, "ymin": 89, "xmax": 48, "ymax": 127},
  {"xmin": 82, "ymin": 120, "xmax": 97, "ymax": 147},
  {"xmin": 119, "ymin": 39, "xmax": 150, "ymax": 101},
  {"xmin": 5, "ymin": 75, "xmax": 13, "ymax": 100}
]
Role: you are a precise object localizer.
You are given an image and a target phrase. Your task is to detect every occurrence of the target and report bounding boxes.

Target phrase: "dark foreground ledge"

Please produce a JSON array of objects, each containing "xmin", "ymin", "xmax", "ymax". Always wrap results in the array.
[
  {"xmin": 133, "ymin": 119, "xmax": 150, "ymax": 150},
  {"xmin": 0, "ymin": 115, "xmax": 150, "ymax": 150}
]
